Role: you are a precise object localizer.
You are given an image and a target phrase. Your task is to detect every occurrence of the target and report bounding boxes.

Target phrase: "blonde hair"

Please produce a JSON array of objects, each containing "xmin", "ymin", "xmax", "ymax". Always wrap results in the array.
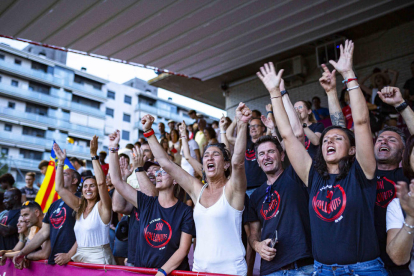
[{"xmin": 26, "ymin": 172, "xmax": 36, "ymax": 178}]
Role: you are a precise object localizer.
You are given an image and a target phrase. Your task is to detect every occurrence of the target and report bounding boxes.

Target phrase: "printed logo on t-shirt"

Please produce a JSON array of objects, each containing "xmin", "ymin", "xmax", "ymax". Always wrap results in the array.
[
  {"xmin": 260, "ymin": 190, "xmax": 280, "ymax": 220},
  {"xmin": 49, "ymin": 207, "xmax": 67, "ymax": 229},
  {"xmin": 376, "ymin": 176, "xmax": 396, "ymax": 208},
  {"xmin": 134, "ymin": 209, "xmax": 139, "ymax": 221},
  {"xmin": 312, "ymin": 184, "xmax": 347, "ymax": 222},
  {"xmin": 144, "ymin": 218, "xmax": 172, "ymax": 249},
  {"xmin": 1, "ymin": 215, "xmax": 8, "ymax": 225},
  {"xmin": 245, "ymin": 149, "xmax": 256, "ymax": 161},
  {"xmin": 304, "ymin": 137, "xmax": 310, "ymax": 150}
]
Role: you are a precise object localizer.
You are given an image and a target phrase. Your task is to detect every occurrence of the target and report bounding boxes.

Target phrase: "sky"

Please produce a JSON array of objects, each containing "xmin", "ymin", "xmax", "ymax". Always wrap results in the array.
[{"xmin": 0, "ymin": 37, "xmax": 225, "ymax": 118}]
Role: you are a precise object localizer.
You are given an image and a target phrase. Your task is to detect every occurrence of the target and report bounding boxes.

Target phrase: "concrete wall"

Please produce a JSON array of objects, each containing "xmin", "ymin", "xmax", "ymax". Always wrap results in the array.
[{"xmin": 225, "ymin": 20, "xmax": 414, "ymax": 118}]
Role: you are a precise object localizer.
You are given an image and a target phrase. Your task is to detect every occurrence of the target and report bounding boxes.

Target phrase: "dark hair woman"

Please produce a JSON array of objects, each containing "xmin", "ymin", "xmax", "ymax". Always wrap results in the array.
[{"xmin": 257, "ymin": 40, "xmax": 387, "ymax": 275}]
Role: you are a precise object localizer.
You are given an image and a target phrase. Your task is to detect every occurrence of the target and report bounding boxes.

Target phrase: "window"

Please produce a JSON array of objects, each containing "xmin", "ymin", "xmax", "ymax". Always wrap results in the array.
[
  {"xmin": 8, "ymin": 102, "xmax": 15, "ymax": 109},
  {"xmin": 107, "ymin": 90, "xmax": 115, "ymax": 99},
  {"xmin": 29, "ymin": 81, "xmax": 50, "ymax": 94},
  {"xmin": 123, "ymin": 113, "xmax": 131, "ymax": 122},
  {"xmin": 19, "ymin": 149, "xmax": 43, "ymax": 160},
  {"xmin": 4, "ymin": 124, "xmax": 12, "ymax": 132},
  {"xmin": 31, "ymin": 61, "xmax": 48, "ymax": 73},
  {"xmin": 106, "ymin": 108, "xmax": 114, "ymax": 117},
  {"xmin": 124, "ymin": 95, "xmax": 132, "ymax": 105},
  {"xmin": 74, "ymin": 75, "xmax": 102, "ymax": 90},
  {"xmin": 0, "ymin": 54, "xmax": 4, "ymax": 60},
  {"xmin": 11, "ymin": 80, "xmax": 18, "ymax": 87},
  {"xmin": 1, "ymin": 148, "xmax": 8, "ymax": 156},
  {"xmin": 26, "ymin": 103, "xmax": 48, "ymax": 116},
  {"xmin": 122, "ymin": 130, "xmax": 130, "ymax": 141},
  {"xmin": 72, "ymin": 95, "xmax": 100, "ymax": 109},
  {"xmin": 22, "ymin": 126, "xmax": 45, "ymax": 138},
  {"xmin": 14, "ymin": 59, "xmax": 21, "ymax": 65}
]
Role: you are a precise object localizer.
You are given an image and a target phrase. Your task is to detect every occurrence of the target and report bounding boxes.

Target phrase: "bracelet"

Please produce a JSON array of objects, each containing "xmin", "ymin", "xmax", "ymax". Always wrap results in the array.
[
  {"xmin": 220, "ymin": 131, "xmax": 226, "ymax": 134},
  {"xmin": 281, "ymin": 90, "xmax": 288, "ymax": 96},
  {"xmin": 109, "ymin": 147, "xmax": 119, "ymax": 153},
  {"xmin": 143, "ymin": 129, "xmax": 155, "ymax": 138},
  {"xmin": 347, "ymin": 85, "xmax": 360, "ymax": 92},
  {"xmin": 342, "ymin": 78, "xmax": 358, "ymax": 84},
  {"xmin": 395, "ymin": 102, "xmax": 408, "ymax": 113},
  {"xmin": 403, "ymin": 220, "xmax": 414, "ymax": 229},
  {"xmin": 270, "ymin": 95, "xmax": 281, "ymax": 99},
  {"xmin": 267, "ymin": 111, "xmax": 273, "ymax": 114},
  {"xmin": 58, "ymin": 163, "xmax": 64, "ymax": 167},
  {"xmin": 91, "ymin": 155, "xmax": 99, "ymax": 160},
  {"xmin": 403, "ymin": 226, "xmax": 414, "ymax": 235},
  {"xmin": 181, "ymin": 136, "xmax": 187, "ymax": 139},
  {"xmin": 157, "ymin": 268, "xmax": 167, "ymax": 276}
]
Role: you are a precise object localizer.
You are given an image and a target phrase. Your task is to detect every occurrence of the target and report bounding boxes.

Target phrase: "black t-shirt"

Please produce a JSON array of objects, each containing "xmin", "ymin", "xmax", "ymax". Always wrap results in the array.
[
  {"xmin": 108, "ymin": 189, "xmax": 119, "ymax": 226},
  {"xmin": 375, "ymin": 168, "xmax": 410, "ymax": 271},
  {"xmin": 304, "ymin": 123, "xmax": 324, "ymax": 159},
  {"xmin": 134, "ymin": 191, "xmax": 195, "ymax": 270},
  {"xmin": 43, "ymin": 199, "xmax": 77, "ymax": 264},
  {"xmin": 404, "ymin": 77, "xmax": 414, "ymax": 96},
  {"xmin": 241, "ymin": 193, "xmax": 249, "ymax": 249},
  {"xmin": 0, "ymin": 209, "xmax": 20, "ymax": 250},
  {"xmin": 20, "ymin": 187, "xmax": 38, "ymax": 202},
  {"xmin": 308, "ymin": 160, "xmax": 379, "ymax": 265},
  {"xmin": 245, "ymin": 138, "xmax": 267, "ymax": 189},
  {"xmin": 248, "ymin": 166, "xmax": 312, "ymax": 275},
  {"xmin": 128, "ymin": 206, "xmax": 140, "ymax": 265}
]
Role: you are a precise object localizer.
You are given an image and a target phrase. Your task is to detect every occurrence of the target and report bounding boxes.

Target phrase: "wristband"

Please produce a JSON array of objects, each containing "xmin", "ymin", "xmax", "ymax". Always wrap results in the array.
[
  {"xmin": 181, "ymin": 136, "xmax": 187, "ymax": 139},
  {"xmin": 342, "ymin": 78, "xmax": 358, "ymax": 84},
  {"xmin": 281, "ymin": 90, "xmax": 288, "ymax": 96},
  {"xmin": 220, "ymin": 131, "xmax": 226, "ymax": 134},
  {"xmin": 58, "ymin": 163, "xmax": 64, "ymax": 167},
  {"xmin": 135, "ymin": 167, "xmax": 145, "ymax": 173},
  {"xmin": 158, "ymin": 268, "xmax": 167, "ymax": 276},
  {"xmin": 91, "ymin": 155, "xmax": 99, "ymax": 160},
  {"xmin": 347, "ymin": 85, "xmax": 359, "ymax": 92},
  {"xmin": 395, "ymin": 102, "xmax": 408, "ymax": 113},
  {"xmin": 270, "ymin": 95, "xmax": 281, "ymax": 99},
  {"xmin": 109, "ymin": 147, "xmax": 119, "ymax": 153},
  {"xmin": 143, "ymin": 129, "xmax": 155, "ymax": 138},
  {"xmin": 267, "ymin": 111, "xmax": 273, "ymax": 114}
]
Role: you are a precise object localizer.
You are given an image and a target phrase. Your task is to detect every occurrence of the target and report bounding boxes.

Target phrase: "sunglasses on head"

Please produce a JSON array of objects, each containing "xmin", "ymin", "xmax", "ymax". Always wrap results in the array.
[{"xmin": 22, "ymin": 201, "xmax": 30, "ymax": 206}]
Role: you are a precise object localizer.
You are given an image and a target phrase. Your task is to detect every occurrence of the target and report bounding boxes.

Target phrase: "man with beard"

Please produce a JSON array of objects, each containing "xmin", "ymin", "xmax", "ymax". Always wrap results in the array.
[
  {"xmin": 14, "ymin": 168, "xmax": 81, "ymax": 266},
  {"xmin": 248, "ymin": 136, "xmax": 313, "ymax": 275},
  {"xmin": 0, "ymin": 188, "xmax": 21, "ymax": 250},
  {"xmin": 112, "ymin": 145, "xmax": 160, "ymax": 266}
]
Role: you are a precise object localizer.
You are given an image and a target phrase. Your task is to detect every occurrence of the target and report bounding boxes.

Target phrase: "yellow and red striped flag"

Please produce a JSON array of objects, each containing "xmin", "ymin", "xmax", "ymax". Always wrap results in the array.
[{"xmin": 35, "ymin": 141, "xmax": 75, "ymax": 213}]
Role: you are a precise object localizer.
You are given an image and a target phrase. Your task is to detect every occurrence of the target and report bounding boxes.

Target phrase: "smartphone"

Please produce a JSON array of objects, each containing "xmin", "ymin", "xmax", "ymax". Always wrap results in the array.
[{"xmin": 270, "ymin": 230, "xmax": 278, "ymax": 248}]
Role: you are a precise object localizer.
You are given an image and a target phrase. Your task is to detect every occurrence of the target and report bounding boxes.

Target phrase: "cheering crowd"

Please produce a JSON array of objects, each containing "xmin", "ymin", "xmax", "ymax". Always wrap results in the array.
[{"xmin": 1, "ymin": 40, "xmax": 414, "ymax": 276}]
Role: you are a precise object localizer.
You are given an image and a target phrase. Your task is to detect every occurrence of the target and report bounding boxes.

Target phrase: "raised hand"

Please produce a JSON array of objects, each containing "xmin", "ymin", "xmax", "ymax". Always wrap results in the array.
[
  {"xmin": 235, "ymin": 102, "xmax": 252, "ymax": 124},
  {"xmin": 53, "ymin": 143, "xmax": 66, "ymax": 162},
  {"xmin": 319, "ymin": 64, "xmax": 337, "ymax": 93},
  {"xmin": 329, "ymin": 40, "xmax": 354, "ymax": 76},
  {"xmin": 90, "ymin": 135, "xmax": 99, "ymax": 156},
  {"xmin": 261, "ymin": 115, "xmax": 275, "ymax": 130},
  {"xmin": 265, "ymin": 104, "xmax": 272, "ymax": 113},
  {"xmin": 396, "ymin": 180, "xmax": 414, "ymax": 219},
  {"xmin": 131, "ymin": 146, "xmax": 145, "ymax": 169},
  {"xmin": 108, "ymin": 130, "xmax": 120, "ymax": 148},
  {"xmin": 119, "ymin": 156, "xmax": 133, "ymax": 181},
  {"xmin": 377, "ymin": 87, "xmax": 404, "ymax": 107},
  {"xmin": 141, "ymin": 114, "xmax": 155, "ymax": 132},
  {"xmin": 178, "ymin": 120, "xmax": 187, "ymax": 138},
  {"xmin": 219, "ymin": 115, "xmax": 227, "ymax": 132},
  {"xmin": 257, "ymin": 62, "xmax": 284, "ymax": 94}
]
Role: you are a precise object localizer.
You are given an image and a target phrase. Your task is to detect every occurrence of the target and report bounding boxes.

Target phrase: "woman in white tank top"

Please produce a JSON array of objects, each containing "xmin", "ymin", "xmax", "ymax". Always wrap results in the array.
[
  {"xmin": 143, "ymin": 103, "xmax": 252, "ymax": 276},
  {"xmin": 54, "ymin": 136, "xmax": 115, "ymax": 265}
]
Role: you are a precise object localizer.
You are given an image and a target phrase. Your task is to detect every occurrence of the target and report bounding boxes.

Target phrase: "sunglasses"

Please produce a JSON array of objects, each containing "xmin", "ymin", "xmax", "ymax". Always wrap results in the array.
[
  {"xmin": 22, "ymin": 201, "xmax": 30, "ymax": 206},
  {"xmin": 263, "ymin": 185, "xmax": 272, "ymax": 203},
  {"xmin": 155, "ymin": 170, "xmax": 167, "ymax": 177}
]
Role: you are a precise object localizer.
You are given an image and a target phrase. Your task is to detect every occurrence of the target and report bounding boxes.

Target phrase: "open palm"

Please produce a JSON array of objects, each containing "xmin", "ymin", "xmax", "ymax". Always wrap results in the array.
[
  {"xmin": 257, "ymin": 62, "xmax": 284, "ymax": 92},
  {"xmin": 329, "ymin": 40, "xmax": 353, "ymax": 75}
]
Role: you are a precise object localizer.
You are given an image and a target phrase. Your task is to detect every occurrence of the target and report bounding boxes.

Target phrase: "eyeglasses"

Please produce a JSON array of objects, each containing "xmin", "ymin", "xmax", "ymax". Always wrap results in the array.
[
  {"xmin": 249, "ymin": 124, "xmax": 262, "ymax": 129},
  {"xmin": 155, "ymin": 170, "xmax": 167, "ymax": 177},
  {"xmin": 263, "ymin": 185, "xmax": 272, "ymax": 203}
]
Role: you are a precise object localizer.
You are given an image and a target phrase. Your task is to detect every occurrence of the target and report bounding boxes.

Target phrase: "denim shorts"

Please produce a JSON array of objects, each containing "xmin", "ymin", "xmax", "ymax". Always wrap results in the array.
[
  {"xmin": 312, "ymin": 258, "xmax": 389, "ymax": 276},
  {"xmin": 264, "ymin": 264, "xmax": 315, "ymax": 276}
]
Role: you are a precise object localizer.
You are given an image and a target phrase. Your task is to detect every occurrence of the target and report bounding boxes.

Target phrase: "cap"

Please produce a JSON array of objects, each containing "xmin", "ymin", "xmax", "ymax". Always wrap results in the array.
[
  {"xmin": 167, "ymin": 120, "xmax": 175, "ymax": 124},
  {"xmin": 143, "ymin": 160, "xmax": 160, "ymax": 171}
]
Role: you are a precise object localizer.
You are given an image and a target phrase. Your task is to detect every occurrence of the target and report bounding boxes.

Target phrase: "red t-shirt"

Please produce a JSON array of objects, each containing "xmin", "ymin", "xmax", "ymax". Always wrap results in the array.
[
  {"xmin": 101, "ymin": 163, "xmax": 109, "ymax": 176},
  {"xmin": 342, "ymin": 105, "xmax": 353, "ymax": 130}
]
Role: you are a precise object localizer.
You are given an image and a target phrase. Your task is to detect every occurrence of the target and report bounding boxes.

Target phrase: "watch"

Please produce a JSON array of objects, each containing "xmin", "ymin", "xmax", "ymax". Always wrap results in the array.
[
  {"xmin": 395, "ymin": 102, "xmax": 408, "ymax": 113},
  {"xmin": 281, "ymin": 90, "xmax": 288, "ymax": 97},
  {"xmin": 135, "ymin": 167, "xmax": 145, "ymax": 173},
  {"xmin": 91, "ymin": 155, "xmax": 99, "ymax": 160},
  {"xmin": 302, "ymin": 123, "xmax": 307, "ymax": 128}
]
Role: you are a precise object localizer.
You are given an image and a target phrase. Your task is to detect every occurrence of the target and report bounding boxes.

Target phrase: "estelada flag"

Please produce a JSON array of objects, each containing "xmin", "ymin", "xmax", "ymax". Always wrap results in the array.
[{"xmin": 35, "ymin": 141, "xmax": 75, "ymax": 213}]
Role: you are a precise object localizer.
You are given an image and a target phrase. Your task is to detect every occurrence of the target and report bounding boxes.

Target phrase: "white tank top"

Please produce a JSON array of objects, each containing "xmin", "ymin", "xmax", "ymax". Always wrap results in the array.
[
  {"xmin": 193, "ymin": 184, "xmax": 247, "ymax": 275},
  {"xmin": 74, "ymin": 202, "xmax": 110, "ymax": 247}
]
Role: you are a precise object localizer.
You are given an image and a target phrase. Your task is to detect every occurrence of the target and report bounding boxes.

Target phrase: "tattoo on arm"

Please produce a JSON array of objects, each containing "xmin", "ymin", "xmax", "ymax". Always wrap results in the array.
[{"xmin": 330, "ymin": 111, "xmax": 346, "ymax": 128}]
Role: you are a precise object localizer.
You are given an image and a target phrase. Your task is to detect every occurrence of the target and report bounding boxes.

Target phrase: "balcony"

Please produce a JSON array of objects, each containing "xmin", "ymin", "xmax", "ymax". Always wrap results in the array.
[
  {"xmin": 70, "ymin": 102, "xmax": 105, "ymax": 118},
  {"xmin": 0, "ymin": 107, "xmax": 104, "ymax": 137},
  {"xmin": 68, "ymin": 81, "xmax": 106, "ymax": 101},
  {"xmin": 135, "ymin": 103, "xmax": 193, "ymax": 124}
]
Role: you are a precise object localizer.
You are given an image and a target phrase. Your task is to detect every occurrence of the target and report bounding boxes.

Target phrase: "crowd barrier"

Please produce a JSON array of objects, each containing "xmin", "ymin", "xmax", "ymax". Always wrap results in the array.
[{"xmin": 0, "ymin": 259, "xmax": 234, "ymax": 276}]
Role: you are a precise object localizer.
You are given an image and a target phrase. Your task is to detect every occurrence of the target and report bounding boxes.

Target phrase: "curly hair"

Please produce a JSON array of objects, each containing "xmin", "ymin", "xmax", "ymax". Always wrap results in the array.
[
  {"xmin": 203, "ymin": 143, "xmax": 232, "ymax": 180},
  {"xmin": 313, "ymin": 126, "xmax": 355, "ymax": 180},
  {"xmin": 0, "ymin": 173, "xmax": 15, "ymax": 186}
]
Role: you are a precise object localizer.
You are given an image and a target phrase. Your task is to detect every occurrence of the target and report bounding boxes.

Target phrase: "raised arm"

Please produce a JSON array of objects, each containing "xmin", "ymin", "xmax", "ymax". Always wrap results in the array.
[
  {"xmin": 108, "ymin": 131, "xmax": 138, "ymax": 208},
  {"xmin": 143, "ymin": 115, "xmax": 202, "ymax": 202},
  {"xmin": 179, "ymin": 121, "xmax": 203, "ymax": 178},
  {"xmin": 226, "ymin": 103, "xmax": 251, "ymax": 210},
  {"xmin": 378, "ymin": 87, "xmax": 414, "ymax": 135},
  {"xmin": 219, "ymin": 116, "xmax": 232, "ymax": 152},
  {"xmin": 90, "ymin": 136, "xmax": 111, "ymax": 225},
  {"xmin": 319, "ymin": 64, "xmax": 346, "ymax": 128},
  {"xmin": 225, "ymin": 119, "xmax": 237, "ymax": 145},
  {"xmin": 330, "ymin": 40, "xmax": 376, "ymax": 179},
  {"xmin": 53, "ymin": 143, "xmax": 81, "ymax": 210},
  {"xmin": 131, "ymin": 146, "xmax": 158, "ymax": 196},
  {"xmin": 257, "ymin": 63, "xmax": 312, "ymax": 185},
  {"xmin": 359, "ymin": 73, "xmax": 373, "ymax": 96}
]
